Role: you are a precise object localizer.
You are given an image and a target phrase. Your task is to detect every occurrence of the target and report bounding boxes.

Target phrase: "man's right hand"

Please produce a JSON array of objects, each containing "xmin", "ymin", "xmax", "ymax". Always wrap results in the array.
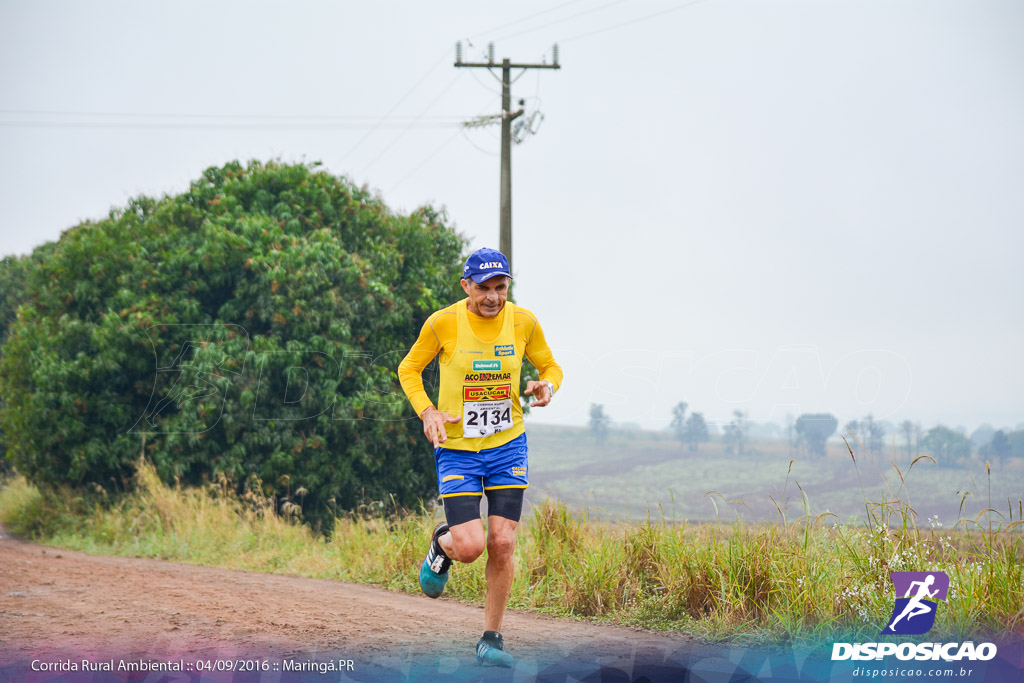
[{"xmin": 420, "ymin": 406, "xmax": 462, "ymax": 448}]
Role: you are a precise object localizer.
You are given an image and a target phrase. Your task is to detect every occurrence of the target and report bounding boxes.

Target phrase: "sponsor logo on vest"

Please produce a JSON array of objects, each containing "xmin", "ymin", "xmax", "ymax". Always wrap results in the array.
[
  {"xmin": 494, "ymin": 344, "xmax": 514, "ymax": 357},
  {"xmin": 464, "ymin": 372, "xmax": 512, "ymax": 382},
  {"xmin": 473, "ymin": 360, "xmax": 501, "ymax": 371},
  {"xmin": 464, "ymin": 384, "xmax": 512, "ymax": 402}
]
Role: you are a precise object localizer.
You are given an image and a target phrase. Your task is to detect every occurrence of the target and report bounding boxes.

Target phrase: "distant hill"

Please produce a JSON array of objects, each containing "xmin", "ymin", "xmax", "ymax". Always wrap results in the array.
[{"xmin": 521, "ymin": 423, "xmax": 1024, "ymax": 527}]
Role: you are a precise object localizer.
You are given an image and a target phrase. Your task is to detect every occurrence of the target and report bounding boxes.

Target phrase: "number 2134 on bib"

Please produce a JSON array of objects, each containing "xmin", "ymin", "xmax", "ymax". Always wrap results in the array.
[{"xmin": 462, "ymin": 399, "xmax": 513, "ymax": 439}]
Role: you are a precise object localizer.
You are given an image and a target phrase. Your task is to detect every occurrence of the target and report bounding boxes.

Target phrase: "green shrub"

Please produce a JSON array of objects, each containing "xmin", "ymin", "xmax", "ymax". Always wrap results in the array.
[{"xmin": 0, "ymin": 160, "xmax": 465, "ymax": 528}]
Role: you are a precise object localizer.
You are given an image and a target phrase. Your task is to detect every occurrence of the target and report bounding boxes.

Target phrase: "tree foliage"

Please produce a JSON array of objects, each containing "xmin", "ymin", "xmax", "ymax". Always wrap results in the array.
[
  {"xmin": 845, "ymin": 414, "xmax": 886, "ymax": 454},
  {"xmin": 795, "ymin": 413, "xmax": 837, "ymax": 457},
  {"xmin": 589, "ymin": 403, "xmax": 609, "ymax": 439},
  {"xmin": 1006, "ymin": 431, "xmax": 1024, "ymax": 460},
  {"xmin": 898, "ymin": 419, "xmax": 918, "ymax": 459},
  {"xmin": 0, "ymin": 160, "xmax": 466, "ymax": 528},
  {"xmin": 669, "ymin": 402, "xmax": 687, "ymax": 444},
  {"xmin": 0, "ymin": 254, "xmax": 33, "ymax": 476},
  {"xmin": 722, "ymin": 410, "xmax": 747, "ymax": 455},
  {"xmin": 980, "ymin": 430, "xmax": 1010, "ymax": 467},
  {"xmin": 684, "ymin": 412, "xmax": 709, "ymax": 452},
  {"xmin": 969, "ymin": 423, "xmax": 996, "ymax": 450},
  {"xmin": 668, "ymin": 402, "xmax": 708, "ymax": 452},
  {"xmin": 921, "ymin": 425, "xmax": 972, "ymax": 463}
]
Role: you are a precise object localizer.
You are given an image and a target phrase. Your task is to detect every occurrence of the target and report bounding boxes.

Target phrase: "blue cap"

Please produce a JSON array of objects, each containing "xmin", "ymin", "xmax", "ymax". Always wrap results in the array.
[{"xmin": 462, "ymin": 247, "xmax": 512, "ymax": 283}]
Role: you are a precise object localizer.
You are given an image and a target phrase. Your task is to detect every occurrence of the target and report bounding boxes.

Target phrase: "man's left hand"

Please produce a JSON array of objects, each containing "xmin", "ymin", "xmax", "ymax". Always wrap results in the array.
[{"xmin": 524, "ymin": 380, "xmax": 553, "ymax": 407}]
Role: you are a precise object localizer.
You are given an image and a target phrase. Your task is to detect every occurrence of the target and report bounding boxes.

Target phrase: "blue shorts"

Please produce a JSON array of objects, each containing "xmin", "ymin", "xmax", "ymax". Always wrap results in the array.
[{"xmin": 435, "ymin": 432, "xmax": 529, "ymax": 499}]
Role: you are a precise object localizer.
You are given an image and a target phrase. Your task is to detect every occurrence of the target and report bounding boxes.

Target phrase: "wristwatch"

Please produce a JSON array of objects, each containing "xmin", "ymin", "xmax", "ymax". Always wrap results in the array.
[{"xmin": 541, "ymin": 380, "xmax": 555, "ymax": 397}]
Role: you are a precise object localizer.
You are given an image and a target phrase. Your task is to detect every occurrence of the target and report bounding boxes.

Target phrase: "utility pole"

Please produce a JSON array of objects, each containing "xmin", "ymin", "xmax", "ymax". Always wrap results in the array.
[{"xmin": 455, "ymin": 42, "xmax": 560, "ymax": 272}]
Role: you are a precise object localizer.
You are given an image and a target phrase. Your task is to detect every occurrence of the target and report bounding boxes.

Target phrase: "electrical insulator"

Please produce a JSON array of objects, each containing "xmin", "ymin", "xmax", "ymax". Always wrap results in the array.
[
  {"xmin": 455, "ymin": 42, "xmax": 462, "ymax": 64},
  {"xmin": 552, "ymin": 43, "xmax": 559, "ymax": 66},
  {"xmin": 488, "ymin": 43, "xmax": 494, "ymax": 64}
]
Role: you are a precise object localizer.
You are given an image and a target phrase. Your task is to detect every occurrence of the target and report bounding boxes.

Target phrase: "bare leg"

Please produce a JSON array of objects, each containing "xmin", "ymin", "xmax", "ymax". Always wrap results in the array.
[
  {"xmin": 439, "ymin": 518, "xmax": 485, "ymax": 564},
  {"xmin": 483, "ymin": 515, "xmax": 518, "ymax": 632}
]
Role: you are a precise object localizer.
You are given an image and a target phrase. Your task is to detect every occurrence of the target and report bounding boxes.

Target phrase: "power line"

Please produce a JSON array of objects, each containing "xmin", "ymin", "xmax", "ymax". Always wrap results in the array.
[
  {"xmin": 386, "ymin": 129, "xmax": 463, "ymax": 194},
  {"xmin": 491, "ymin": 0, "xmax": 629, "ymax": 43},
  {"xmin": 0, "ymin": 121, "xmax": 458, "ymax": 131},
  {"xmin": 466, "ymin": 0, "xmax": 585, "ymax": 40},
  {"xmin": 387, "ymin": 96, "xmax": 500, "ymax": 192},
  {"xmin": 359, "ymin": 72, "xmax": 464, "ymax": 175},
  {"xmin": 560, "ymin": 0, "xmax": 715, "ymax": 43},
  {"xmin": 339, "ymin": 47, "xmax": 452, "ymax": 163},
  {"xmin": 466, "ymin": 67, "xmax": 503, "ymax": 96},
  {"xmin": 459, "ymin": 127, "xmax": 499, "ymax": 157},
  {"xmin": 0, "ymin": 109, "xmax": 461, "ymax": 121},
  {"xmin": 454, "ymin": 54, "xmax": 561, "ymax": 272}
]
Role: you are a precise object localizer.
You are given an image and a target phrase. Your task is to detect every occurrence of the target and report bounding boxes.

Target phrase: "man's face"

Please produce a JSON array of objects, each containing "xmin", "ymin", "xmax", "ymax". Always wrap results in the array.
[{"xmin": 461, "ymin": 275, "xmax": 509, "ymax": 318}]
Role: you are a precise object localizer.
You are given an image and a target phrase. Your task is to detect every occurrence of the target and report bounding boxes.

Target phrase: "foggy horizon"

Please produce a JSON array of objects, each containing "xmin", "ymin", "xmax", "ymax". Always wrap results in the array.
[{"xmin": 2, "ymin": 0, "xmax": 1021, "ymax": 437}]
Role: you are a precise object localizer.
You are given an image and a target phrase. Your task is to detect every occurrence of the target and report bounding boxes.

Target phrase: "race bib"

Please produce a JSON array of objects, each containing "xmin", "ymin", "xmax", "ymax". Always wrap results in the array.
[{"xmin": 462, "ymin": 399, "xmax": 513, "ymax": 439}]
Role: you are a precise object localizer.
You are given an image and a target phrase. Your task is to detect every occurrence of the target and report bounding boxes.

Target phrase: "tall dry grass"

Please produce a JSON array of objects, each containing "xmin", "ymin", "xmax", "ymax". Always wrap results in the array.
[{"xmin": 0, "ymin": 451, "xmax": 1020, "ymax": 645}]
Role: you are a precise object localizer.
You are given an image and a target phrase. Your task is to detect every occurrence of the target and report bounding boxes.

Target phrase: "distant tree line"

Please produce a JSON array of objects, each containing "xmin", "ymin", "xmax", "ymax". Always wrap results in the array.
[
  {"xmin": 669, "ymin": 402, "xmax": 711, "ymax": 452},
  {"xmin": 579, "ymin": 401, "xmax": 1024, "ymax": 467}
]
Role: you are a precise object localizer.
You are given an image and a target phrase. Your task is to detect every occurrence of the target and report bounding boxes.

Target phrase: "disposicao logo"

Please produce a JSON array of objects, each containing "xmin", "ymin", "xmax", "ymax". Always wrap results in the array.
[
  {"xmin": 883, "ymin": 571, "xmax": 948, "ymax": 635},
  {"xmin": 831, "ymin": 571, "xmax": 998, "ymax": 662}
]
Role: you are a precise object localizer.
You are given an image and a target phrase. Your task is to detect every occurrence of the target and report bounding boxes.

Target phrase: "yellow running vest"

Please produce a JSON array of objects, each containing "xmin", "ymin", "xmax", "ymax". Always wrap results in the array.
[{"xmin": 437, "ymin": 299, "xmax": 524, "ymax": 452}]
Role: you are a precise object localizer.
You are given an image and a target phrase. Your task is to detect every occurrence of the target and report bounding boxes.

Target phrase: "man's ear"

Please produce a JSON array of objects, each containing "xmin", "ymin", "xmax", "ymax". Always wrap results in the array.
[{"xmin": 460, "ymin": 278, "xmax": 471, "ymax": 295}]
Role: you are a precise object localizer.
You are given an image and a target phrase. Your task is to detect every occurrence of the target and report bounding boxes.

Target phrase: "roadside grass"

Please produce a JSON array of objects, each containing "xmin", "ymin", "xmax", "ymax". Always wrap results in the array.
[{"xmin": 0, "ymin": 448, "xmax": 1020, "ymax": 647}]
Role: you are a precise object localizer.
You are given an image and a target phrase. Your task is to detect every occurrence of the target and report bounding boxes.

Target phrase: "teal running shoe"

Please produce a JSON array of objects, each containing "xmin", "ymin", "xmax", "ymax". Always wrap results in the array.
[
  {"xmin": 476, "ymin": 631, "xmax": 513, "ymax": 668},
  {"xmin": 418, "ymin": 522, "xmax": 451, "ymax": 598}
]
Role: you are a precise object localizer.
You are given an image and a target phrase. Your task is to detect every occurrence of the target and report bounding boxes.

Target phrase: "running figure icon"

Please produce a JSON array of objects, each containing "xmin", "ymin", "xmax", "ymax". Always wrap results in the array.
[{"xmin": 886, "ymin": 574, "xmax": 939, "ymax": 632}]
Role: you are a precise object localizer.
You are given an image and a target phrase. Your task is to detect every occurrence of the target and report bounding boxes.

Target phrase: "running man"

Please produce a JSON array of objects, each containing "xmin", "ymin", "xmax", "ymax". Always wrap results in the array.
[
  {"xmin": 886, "ymin": 574, "xmax": 939, "ymax": 632},
  {"xmin": 398, "ymin": 247, "xmax": 562, "ymax": 667}
]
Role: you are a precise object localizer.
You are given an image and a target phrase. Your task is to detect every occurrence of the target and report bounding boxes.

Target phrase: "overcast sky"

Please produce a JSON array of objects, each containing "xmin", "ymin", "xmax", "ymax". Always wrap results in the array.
[{"xmin": 1, "ymin": 0, "xmax": 1021, "ymax": 434}]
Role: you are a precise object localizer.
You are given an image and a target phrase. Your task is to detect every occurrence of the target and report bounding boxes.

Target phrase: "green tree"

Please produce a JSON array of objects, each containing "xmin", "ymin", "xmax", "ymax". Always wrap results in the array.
[
  {"xmin": 864, "ymin": 415, "xmax": 886, "ymax": 453},
  {"xmin": 969, "ymin": 424, "xmax": 996, "ymax": 450},
  {"xmin": 1006, "ymin": 431, "xmax": 1024, "ymax": 460},
  {"xmin": 684, "ymin": 412, "xmax": 709, "ymax": 452},
  {"xmin": 589, "ymin": 403, "xmax": 609, "ymax": 439},
  {"xmin": 785, "ymin": 413, "xmax": 795, "ymax": 457},
  {"xmin": 0, "ymin": 253, "xmax": 35, "ymax": 476},
  {"xmin": 898, "ymin": 419, "xmax": 916, "ymax": 459},
  {"xmin": 795, "ymin": 413, "xmax": 837, "ymax": 457},
  {"xmin": 980, "ymin": 430, "xmax": 1010, "ymax": 468},
  {"xmin": 722, "ymin": 410, "xmax": 747, "ymax": 455},
  {"xmin": 921, "ymin": 425, "xmax": 972, "ymax": 463},
  {"xmin": 847, "ymin": 414, "xmax": 885, "ymax": 453},
  {"xmin": 0, "ymin": 160, "xmax": 465, "ymax": 529},
  {"xmin": 669, "ymin": 401, "xmax": 688, "ymax": 445},
  {"xmin": 0, "ymin": 254, "xmax": 31, "ymax": 344}
]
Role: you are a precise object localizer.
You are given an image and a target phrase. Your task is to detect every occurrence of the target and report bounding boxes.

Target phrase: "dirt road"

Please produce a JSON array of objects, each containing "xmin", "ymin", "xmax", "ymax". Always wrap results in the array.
[{"xmin": 0, "ymin": 530, "xmax": 738, "ymax": 681}]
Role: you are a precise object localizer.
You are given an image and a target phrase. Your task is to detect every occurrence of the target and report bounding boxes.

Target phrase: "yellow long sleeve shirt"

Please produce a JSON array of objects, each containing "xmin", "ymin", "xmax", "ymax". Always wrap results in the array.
[{"xmin": 398, "ymin": 300, "xmax": 563, "ymax": 417}]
